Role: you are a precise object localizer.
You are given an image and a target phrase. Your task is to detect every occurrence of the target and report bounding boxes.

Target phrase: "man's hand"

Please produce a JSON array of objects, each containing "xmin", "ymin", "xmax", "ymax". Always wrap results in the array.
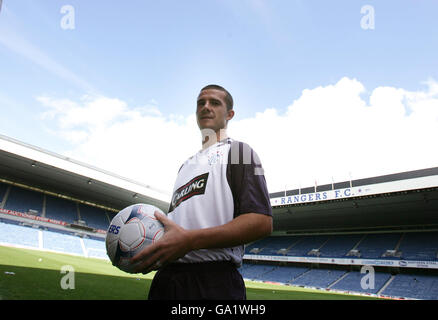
[
  {"xmin": 131, "ymin": 211, "xmax": 193, "ymax": 274},
  {"xmin": 131, "ymin": 211, "xmax": 272, "ymax": 274}
]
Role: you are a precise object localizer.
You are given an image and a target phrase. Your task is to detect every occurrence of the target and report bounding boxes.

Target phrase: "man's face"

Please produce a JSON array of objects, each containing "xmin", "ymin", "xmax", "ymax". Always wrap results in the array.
[{"xmin": 196, "ymin": 89, "xmax": 234, "ymax": 132}]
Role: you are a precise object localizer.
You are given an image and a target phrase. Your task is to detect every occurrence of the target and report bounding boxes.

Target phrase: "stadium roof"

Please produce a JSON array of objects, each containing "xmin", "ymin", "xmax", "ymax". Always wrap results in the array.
[
  {"xmin": 270, "ymin": 167, "xmax": 438, "ymax": 234},
  {"xmin": 0, "ymin": 134, "xmax": 170, "ymax": 212}
]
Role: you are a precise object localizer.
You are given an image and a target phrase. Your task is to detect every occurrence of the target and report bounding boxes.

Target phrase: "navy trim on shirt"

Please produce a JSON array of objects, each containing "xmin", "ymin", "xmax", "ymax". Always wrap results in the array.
[{"xmin": 226, "ymin": 141, "xmax": 273, "ymax": 219}]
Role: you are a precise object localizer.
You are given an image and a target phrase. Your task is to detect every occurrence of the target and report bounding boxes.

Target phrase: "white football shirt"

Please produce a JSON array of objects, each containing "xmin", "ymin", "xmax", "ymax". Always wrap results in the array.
[{"xmin": 167, "ymin": 138, "xmax": 272, "ymax": 267}]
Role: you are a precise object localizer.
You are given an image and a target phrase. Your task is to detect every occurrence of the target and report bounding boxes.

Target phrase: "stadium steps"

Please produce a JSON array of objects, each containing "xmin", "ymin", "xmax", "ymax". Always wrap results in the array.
[
  {"xmin": 351, "ymin": 234, "xmax": 367, "ymax": 251},
  {"xmin": 0, "ymin": 184, "xmax": 11, "ymax": 209},
  {"xmin": 276, "ymin": 237, "xmax": 303, "ymax": 255},
  {"xmin": 287, "ymin": 237, "xmax": 302, "ymax": 250},
  {"xmin": 104, "ymin": 211, "xmax": 111, "ymax": 225},
  {"xmin": 377, "ymin": 275, "xmax": 396, "ymax": 296},
  {"xmin": 284, "ymin": 237, "xmax": 304, "ymax": 254},
  {"xmin": 0, "ymin": 182, "xmax": 8, "ymax": 203},
  {"xmin": 394, "ymin": 233, "xmax": 405, "ymax": 252},
  {"xmin": 290, "ymin": 268, "xmax": 312, "ymax": 283},
  {"xmin": 41, "ymin": 194, "xmax": 46, "ymax": 218},
  {"xmin": 317, "ymin": 237, "xmax": 331, "ymax": 251},
  {"xmin": 346, "ymin": 234, "xmax": 367, "ymax": 257},
  {"xmin": 327, "ymin": 271, "xmax": 350, "ymax": 289}
]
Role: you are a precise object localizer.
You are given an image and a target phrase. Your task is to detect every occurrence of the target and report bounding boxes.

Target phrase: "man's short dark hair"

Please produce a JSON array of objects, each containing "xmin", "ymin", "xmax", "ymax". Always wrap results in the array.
[{"xmin": 200, "ymin": 84, "xmax": 234, "ymax": 111}]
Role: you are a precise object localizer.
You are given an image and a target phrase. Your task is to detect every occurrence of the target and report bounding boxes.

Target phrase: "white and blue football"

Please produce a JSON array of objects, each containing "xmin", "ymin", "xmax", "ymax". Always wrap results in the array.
[{"xmin": 106, "ymin": 203, "xmax": 164, "ymax": 273}]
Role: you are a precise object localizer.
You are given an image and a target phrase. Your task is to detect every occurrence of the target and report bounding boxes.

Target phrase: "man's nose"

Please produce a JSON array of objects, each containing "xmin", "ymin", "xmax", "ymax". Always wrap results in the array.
[{"xmin": 200, "ymin": 102, "xmax": 212, "ymax": 112}]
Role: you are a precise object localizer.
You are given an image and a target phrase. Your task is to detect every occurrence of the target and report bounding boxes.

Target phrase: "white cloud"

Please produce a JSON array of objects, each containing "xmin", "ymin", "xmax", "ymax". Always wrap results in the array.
[
  {"xmin": 230, "ymin": 77, "xmax": 438, "ymax": 192},
  {"xmin": 39, "ymin": 95, "xmax": 128, "ymax": 129},
  {"xmin": 38, "ymin": 77, "xmax": 438, "ymax": 195},
  {"xmin": 39, "ymin": 95, "xmax": 200, "ymax": 194}
]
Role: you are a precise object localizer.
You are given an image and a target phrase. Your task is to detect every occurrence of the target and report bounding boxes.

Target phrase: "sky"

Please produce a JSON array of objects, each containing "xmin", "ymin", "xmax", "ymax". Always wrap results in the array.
[{"xmin": 0, "ymin": 0, "xmax": 437, "ymax": 197}]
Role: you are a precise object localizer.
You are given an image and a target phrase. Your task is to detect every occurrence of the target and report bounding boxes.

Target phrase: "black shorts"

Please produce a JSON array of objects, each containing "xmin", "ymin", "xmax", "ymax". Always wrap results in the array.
[{"xmin": 148, "ymin": 261, "xmax": 246, "ymax": 300}]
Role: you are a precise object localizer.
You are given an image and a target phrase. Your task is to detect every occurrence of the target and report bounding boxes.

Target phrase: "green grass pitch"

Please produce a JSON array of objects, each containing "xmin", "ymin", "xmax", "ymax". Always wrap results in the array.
[{"xmin": 0, "ymin": 245, "xmax": 381, "ymax": 300}]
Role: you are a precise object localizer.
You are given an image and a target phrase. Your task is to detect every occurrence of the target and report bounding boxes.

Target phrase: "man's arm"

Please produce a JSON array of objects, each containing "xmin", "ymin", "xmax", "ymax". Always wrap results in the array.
[{"xmin": 131, "ymin": 211, "xmax": 272, "ymax": 274}]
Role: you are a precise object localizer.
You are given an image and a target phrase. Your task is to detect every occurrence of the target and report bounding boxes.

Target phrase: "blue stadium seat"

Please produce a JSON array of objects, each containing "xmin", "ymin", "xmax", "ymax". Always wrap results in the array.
[
  {"xmin": 45, "ymin": 194, "xmax": 78, "ymax": 223},
  {"xmin": 245, "ymin": 237, "xmax": 284, "ymax": 254},
  {"xmin": 353, "ymin": 233, "xmax": 402, "ymax": 259},
  {"xmin": 107, "ymin": 211, "xmax": 117, "ymax": 224},
  {"xmin": 42, "ymin": 230, "xmax": 84, "ymax": 256},
  {"xmin": 319, "ymin": 234, "xmax": 363, "ymax": 258},
  {"xmin": 0, "ymin": 221, "xmax": 107, "ymax": 259},
  {"xmin": 83, "ymin": 238, "xmax": 107, "ymax": 259},
  {"xmin": 4, "ymin": 186, "xmax": 43, "ymax": 214},
  {"xmin": 261, "ymin": 265, "xmax": 309, "ymax": 284},
  {"xmin": 398, "ymin": 232, "xmax": 438, "ymax": 261},
  {"xmin": 247, "ymin": 233, "xmax": 438, "ymax": 264},
  {"xmin": 286, "ymin": 235, "xmax": 330, "ymax": 257},
  {"xmin": 382, "ymin": 273, "xmax": 438, "ymax": 300},
  {"xmin": 78, "ymin": 204, "xmax": 110, "ymax": 230},
  {"xmin": 0, "ymin": 221, "xmax": 39, "ymax": 248},
  {"xmin": 238, "ymin": 264, "xmax": 277, "ymax": 281},
  {"xmin": 290, "ymin": 268, "xmax": 346, "ymax": 288},
  {"xmin": 330, "ymin": 270, "xmax": 392, "ymax": 294},
  {"xmin": 247, "ymin": 236, "xmax": 300, "ymax": 255},
  {"xmin": 0, "ymin": 182, "xmax": 9, "ymax": 203}
]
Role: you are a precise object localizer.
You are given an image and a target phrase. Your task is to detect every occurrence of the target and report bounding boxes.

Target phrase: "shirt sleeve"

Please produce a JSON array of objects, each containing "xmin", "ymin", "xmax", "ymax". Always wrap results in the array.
[{"xmin": 226, "ymin": 141, "xmax": 273, "ymax": 218}]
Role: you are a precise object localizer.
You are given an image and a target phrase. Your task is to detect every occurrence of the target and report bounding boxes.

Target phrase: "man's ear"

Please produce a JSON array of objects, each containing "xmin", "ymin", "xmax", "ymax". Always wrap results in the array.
[{"xmin": 226, "ymin": 109, "xmax": 235, "ymax": 121}]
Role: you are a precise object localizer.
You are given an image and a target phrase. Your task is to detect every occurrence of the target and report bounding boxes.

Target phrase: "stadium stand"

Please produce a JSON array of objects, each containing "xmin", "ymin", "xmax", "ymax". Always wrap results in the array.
[
  {"xmin": 0, "ymin": 221, "xmax": 106, "ymax": 258},
  {"xmin": 261, "ymin": 265, "xmax": 309, "ymax": 284},
  {"xmin": 330, "ymin": 270, "xmax": 392, "ymax": 295},
  {"xmin": 42, "ymin": 229, "xmax": 84, "ymax": 256},
  {"xmin": 0, "ymin": 182, "xmax": 8, "ymax": 202},
  {"xmin": 0, "ymin": 181, "xmax": 112, "ymax": 230},
  {"xmin": 45, "ymin": 194, "xmax": 79, "ymax": 224},
  {"xmin": 286, "ymin": 235, "xmax": 330, "ymax": 257},
  {"xmin": 0, "ymin": 134, "xmax": 437, "ymax": 300},
  {"xmin": 238, "ymin": 264, "xmax": 278, "ymax": 281},
  {"xmin": 4, "ymin": 185, "xmax": 44, "ymax": 215},
  {"xmin": 242, "ymin": 231, "xmax": 438, "ymax": 299},
  {"xmin": 0, "ymin": 179, "xmax": 117, "ymax": 264},
  {"xmin": 245, "ymin": 232, "xmax": 438, "ymax": 261},
  {"xmin": 78, "ymin": 203, "xmax": 110, "ymax": 230},
  {"xmin": 290, "ymin": 268, "xmax": 347, "ymax": 289},
  {"xmin": 398, "ymin": 232, "xmax": 438, "ymax": 261},
  {"xmin": 354, "ymin": 233, "xmax": 402, "ymax": 259},
  {"xmin": 82, "ymin": 237, "xmax": 109, "ymax": 259},
  {"xmin": 381, "ymin": 272, "xmax": 438, "ymax": 300},
  {"xmin": 246, "ymin": 236, "xmax": 299, "ymax": 255},
  {"xmin": 245, "ymin": 165, "xmax": 438, "ymax": 300},
  {"xmin": 0, "ymin": 221, "xmax": 40, "ymax": 249},
  {"xmin": 319, "ymin": 234, "xmax": 363, "ymax": 258}
]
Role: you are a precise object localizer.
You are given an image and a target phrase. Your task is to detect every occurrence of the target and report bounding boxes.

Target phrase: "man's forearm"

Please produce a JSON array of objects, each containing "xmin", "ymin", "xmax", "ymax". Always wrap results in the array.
[
  {"xmin": 131, "ymin": 212, "xmax": 272, "ymax": 273},
  {"xmin": 187, "ymin": 213, "xmax": 273, "ymax": 251}
]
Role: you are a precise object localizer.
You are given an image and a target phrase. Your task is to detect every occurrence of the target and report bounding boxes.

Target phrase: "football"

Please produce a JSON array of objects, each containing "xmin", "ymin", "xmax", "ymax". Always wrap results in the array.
[{"xmin": 105, "ymin": 203, "xmax": 165, "ymax": 273}]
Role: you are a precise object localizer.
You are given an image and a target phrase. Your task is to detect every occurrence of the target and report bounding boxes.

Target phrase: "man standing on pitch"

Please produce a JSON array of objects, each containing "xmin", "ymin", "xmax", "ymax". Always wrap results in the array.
[{"xmin": 132, "ymin": 84, "xmax": 273, "ymax": 300}]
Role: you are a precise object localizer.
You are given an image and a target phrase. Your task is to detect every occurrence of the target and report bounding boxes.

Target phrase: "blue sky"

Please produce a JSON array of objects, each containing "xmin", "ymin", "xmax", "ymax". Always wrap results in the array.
[{"xmin": 1, "ymin": 0, "xmax": 437, "ymax": 194}]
